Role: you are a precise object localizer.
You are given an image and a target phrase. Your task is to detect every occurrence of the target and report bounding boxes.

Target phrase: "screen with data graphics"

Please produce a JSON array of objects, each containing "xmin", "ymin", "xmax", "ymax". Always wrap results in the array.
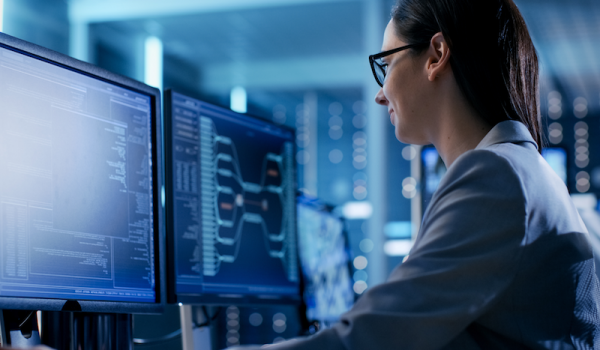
[
  {"xmin": 0, "ymin": 41, "xmax": 159, "ymax": 307},
  {"xmin": 297, "ymin": 196, "xmax": 354, "ymax": 325},
  {"xmin": 166, "ymin": 91, "xmax": 299, "ymax": 304}
]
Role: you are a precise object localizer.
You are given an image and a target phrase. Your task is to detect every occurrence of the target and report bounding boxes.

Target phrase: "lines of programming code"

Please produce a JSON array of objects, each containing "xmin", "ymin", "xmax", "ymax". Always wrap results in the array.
[
  {"xmin": 0, "ymin": 45, "xmax": 156, "ymax": 303},
  {"xmin": 171, "ymin": 92, "xmax": 299, "ymax": 299}
]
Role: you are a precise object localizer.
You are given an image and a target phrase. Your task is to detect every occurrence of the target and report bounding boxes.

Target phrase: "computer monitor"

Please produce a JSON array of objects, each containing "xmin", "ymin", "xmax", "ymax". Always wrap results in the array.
[
  {"xmin": 296, "ymin": 195, "xmax": 354, "ymax": 327},
  {"xmin": 541, "ymin": 147, "xmax": 568, "ymax": 184},
  {"xmin": 0, "ymin": 33, "xmax": 165, "ymax": 314},
  {"xmin": 165, "ymin": 90, "xmax": 300, "ymax": 305},
  {"xmin": 421, "ymin": 145, "xmax": 569, "ymax": 213}
]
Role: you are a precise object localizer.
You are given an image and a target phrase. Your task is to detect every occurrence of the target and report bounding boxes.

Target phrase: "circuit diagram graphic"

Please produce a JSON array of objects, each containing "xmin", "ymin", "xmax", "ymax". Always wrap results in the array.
[{"xmin": 199, "ymin": 116, "xmax": 297, "ymax": 282}]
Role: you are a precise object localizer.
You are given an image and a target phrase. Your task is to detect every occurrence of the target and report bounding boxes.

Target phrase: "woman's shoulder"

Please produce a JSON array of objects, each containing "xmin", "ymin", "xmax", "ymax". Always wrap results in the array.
[
  {"xmin": 435, "ymin": 142, "xmax": 584, "ymax": 242},
  {"xmin": 437, "ymin": 145, "xmax": 529, "ymax": 202},
  {"xmin": 442, "ymin": 142, "xmax": 557, "ymax": 201}
]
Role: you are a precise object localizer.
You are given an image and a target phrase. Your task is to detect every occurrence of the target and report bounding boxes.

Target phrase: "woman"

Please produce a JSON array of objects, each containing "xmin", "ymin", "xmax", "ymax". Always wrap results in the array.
[{"xmin": 231, "ymin": 0, "xmax": 600, "ymax": 349}]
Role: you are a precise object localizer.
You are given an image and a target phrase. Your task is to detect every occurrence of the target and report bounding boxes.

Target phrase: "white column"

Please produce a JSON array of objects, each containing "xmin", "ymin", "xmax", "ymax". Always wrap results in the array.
[
  {"xmin": 179, "ymin": 305, "xmax": 194, "ymax": 350},
  {"xmin": 230, "ymin": 86, "xmax": 248, "ymax": 113},
  {"xmin": 304, "ymin": 91, "xmax": 318, "ymax": 196},
  {"xmin": 0, "ymin": 0, "xmax": 5, "ymax": 32},
  {"xmin": 144, "ymin": 36, "xmax": 163, "ymax": 91},
  {"xmin": 364, "ymin": 0, "xmax": 387, "ymax": 287},
  {"xmin": 69, "ymin": 21, "xmax": 89, "ymax": 62}
]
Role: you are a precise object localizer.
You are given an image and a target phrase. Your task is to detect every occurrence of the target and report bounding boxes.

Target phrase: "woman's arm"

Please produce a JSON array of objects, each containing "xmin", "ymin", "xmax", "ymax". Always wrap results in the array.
[{"xmin": 229, "ymin": 149, "xmax": 527, "ymax": 350}]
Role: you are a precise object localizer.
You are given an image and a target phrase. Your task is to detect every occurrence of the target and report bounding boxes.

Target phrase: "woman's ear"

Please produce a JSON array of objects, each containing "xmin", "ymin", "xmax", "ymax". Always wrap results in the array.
[{"xmin": 426, "ymin": 32, "xmax": 451, "ymax": 81}]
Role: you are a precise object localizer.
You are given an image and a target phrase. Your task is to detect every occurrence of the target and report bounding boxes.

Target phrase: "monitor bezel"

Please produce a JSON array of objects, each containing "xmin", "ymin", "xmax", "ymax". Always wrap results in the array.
[
  {"xmin": 164, "ymin": 89, "xmax": 301, "ymax": 306},
  {"xmin": 0, "ymin": 32, "xmax": 166, "ymax": 314}
]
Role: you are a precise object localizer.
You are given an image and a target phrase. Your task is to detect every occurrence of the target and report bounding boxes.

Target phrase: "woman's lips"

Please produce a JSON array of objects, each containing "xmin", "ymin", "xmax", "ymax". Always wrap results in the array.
[{"xmin": 389, "ymin": 110, "xmax": 395, "ymax": 125}]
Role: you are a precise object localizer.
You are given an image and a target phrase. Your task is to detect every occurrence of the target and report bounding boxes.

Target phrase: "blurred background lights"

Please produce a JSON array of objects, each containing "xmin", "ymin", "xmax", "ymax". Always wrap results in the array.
[
  {"xmin": 329, "ymin": 149, "xmax": 343, "ymax": 164},
  {"xmin": 383, "ymin": 221, "xmax": 412, "ymax": 239},
  {"xmin": 226, "ymin": 306, "xmax": 240, "ymax": 347},
  {"xmin": 359, "ymin": 238, "xmax": 374, "ymax": 253},
  {"xmin": 352, "ymin": 132, "xmax": 367, "ymax": 146},
  {"xmin": 353, "ymin": 281, "xmax": 368, "ymax": 294},
  {"xmin": 402, "ymin": 177, "xmax": 417, "ymax": 199},
  {"xmin": 547, "ymin": 91, "xmax": 562, "ymax": 120},
  {"xmin": 342, "ymin": 202, "xmax": 373, "ymax": 219},
  {"xmin": 352, "ymin": 100, "xmax": 366, "ymax": 114},
  {"xmin": 272, "ymin": 313, "xmax": 287, "ymax": 334},
  {"xmin": 353, "ymin": 114, "xmax": 367, "ymax": 129},
  {"xmin": 573, "ymin": 97, "xmax": 588, "ymax": 118},
  {"xmin": 402, "ymin": 145, "xmax": 417, "ymax": 161},
  {"xmin": 329, "ymin": 125, "xmax": 343, "ymax": 140},
  {"xmin": 227, "ymin": 318, "xmax": 239, "ymax": 329},
  {"xmin": 548, "ymin": 122, "xmax": 563, "ymax": 144},
  {"xmin": 329, "ymin": 115, "xmax": 343, "ymax": 127},
  {"xmin": 576, "ymin": 171, "xmax": 591, "ymax": 193},
  {"xmin": 249, "ymin": 312, "xmax": 263, "ymax": 327},
  {"xmin": 353, "ymin": 270, "xmax": 368, "ymax": 282},
  {"xmin": 353, "ymin": 256, "xmax": 368, "ymax": 270},
  {"xmin": 329, "ymin": 101, "xmax": 343, "ymax": 116},
  {"xmin": 383, "ymin": 240, "xmax": 413, "ymax": 257},
  {"xmin": 296, "ymin": 132, "xmax": 309, "ymax": 148},
  {"xmin": 575, "ymin": 122, "xmax": 590, "ymax": 168},
  {"xmin": 272, "ymin": 104, "xmax": 286, "ymax": 124},
  {"xmin": 353, "ymin": 184, "xmax": 367, "ymax": 200}
]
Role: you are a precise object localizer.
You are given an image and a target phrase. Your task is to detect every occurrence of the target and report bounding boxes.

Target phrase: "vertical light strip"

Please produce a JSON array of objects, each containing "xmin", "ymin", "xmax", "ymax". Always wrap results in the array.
[
  {"xmin": 0, "ymin": 0, "xmax": 5, "ymax": 32},
  {"xmin": 230, "ymin": 86, "xmax": 247, "ymax": 113},
  {"xmin": 144, "ymin": 36, "xmax": 163, "ymax": 91},
  {"xmin": 304, "ymin": 91, "xmax": 318, "ymax": 196},
  {"xmin": 364, "ymin": 0, "xmax": 387, "ymax": 288}
]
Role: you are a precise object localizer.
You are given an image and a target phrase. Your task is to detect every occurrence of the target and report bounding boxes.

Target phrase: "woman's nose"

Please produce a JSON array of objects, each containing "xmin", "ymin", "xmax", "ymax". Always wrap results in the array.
[{"xmin": 375, "ymin": 88, "xmax": 388, "ymax": 106}]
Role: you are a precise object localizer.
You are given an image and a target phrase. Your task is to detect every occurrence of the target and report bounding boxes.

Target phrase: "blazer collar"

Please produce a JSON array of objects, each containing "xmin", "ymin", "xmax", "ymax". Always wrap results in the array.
[{"xmin": 476, "ymin": 120, "xmax": 538, "ymax": 151}]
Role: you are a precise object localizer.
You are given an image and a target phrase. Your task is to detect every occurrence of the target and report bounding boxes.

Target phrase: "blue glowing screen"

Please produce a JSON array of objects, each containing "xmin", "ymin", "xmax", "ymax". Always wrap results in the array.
[
  {"xmin": 297, "ymin": 197, "xmax": 354, "ymax": 325},
  {"xmin": 0, "ymin": 45, "xmax": 156, "ymax": 303},
  {"xmin": 169, "ymin": 92, "xmax": 299, "ymax": 301}
]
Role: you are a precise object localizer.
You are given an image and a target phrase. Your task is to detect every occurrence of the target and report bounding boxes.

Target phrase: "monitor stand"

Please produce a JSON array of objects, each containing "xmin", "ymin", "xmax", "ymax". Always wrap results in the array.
[
  {"xmin": 41, "ymin": 311, "xmax": 133, "ymax": 350},
  {"xmin": 180, "ymin": 304, "xmax": 215, "ymax": 350},
  {"xmin": 0, "ymin": 310, "xmax": 42, "ymax": 347}
]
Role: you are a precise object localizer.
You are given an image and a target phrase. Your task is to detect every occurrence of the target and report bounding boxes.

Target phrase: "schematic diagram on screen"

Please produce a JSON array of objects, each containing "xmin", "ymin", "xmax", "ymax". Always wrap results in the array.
[{"xmin": 198, "ymin": 116, "xmax": 297, "ymax": 282}]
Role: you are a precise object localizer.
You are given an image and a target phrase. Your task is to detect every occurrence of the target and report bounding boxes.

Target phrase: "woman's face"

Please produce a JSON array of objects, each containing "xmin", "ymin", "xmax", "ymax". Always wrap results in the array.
[{"xmin": 375, "ymin": 19, "xmax": 432, "ymax": 145}]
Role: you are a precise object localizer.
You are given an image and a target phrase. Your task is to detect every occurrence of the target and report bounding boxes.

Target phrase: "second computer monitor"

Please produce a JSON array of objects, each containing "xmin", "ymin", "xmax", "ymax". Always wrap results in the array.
[{"xmin": 165, "ymin": 90, "xmax": 300, "ymax": 305}]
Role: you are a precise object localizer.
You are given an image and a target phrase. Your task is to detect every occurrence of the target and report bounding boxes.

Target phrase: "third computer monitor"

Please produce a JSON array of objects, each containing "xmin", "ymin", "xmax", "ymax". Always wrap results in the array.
[
  {"xmin": 296, "ymin": 195, "xmax": 354, "ymax": 327},
  {"xmin": 165, "ymin": 90, "xmax": 300, "ymax": 305}
]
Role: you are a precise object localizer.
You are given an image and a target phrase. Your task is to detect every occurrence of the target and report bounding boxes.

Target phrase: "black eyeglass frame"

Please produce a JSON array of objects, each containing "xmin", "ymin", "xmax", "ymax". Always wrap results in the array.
[{"xmin": 369, "ymin": 42, "xmax": 430, "ymax": 87}]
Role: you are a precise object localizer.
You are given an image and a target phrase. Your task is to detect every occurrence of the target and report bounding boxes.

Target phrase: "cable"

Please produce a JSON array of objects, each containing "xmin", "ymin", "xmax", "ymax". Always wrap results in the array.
[
  {"xmin": 133, "ymin": 329, "xmax": 182, "ymax": 344},
  {"xmin": 193, "ymin": 306, "xmax": 221, "ymax": 328},
  {"xmin": 17, "ymin": 311, "xmax": 35, "ymax": 329}
]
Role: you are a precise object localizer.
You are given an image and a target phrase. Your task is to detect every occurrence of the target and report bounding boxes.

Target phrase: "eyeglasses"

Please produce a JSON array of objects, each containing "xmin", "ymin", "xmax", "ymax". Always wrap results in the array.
[{"xmin": 369, "ymin": 43, "xmax": 430, "ymax": 87}]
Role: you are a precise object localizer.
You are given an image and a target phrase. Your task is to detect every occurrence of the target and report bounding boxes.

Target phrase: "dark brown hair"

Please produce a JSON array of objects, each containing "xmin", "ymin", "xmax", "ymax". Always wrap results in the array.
[{"xmin": 392, "ymin": 0, "xmax": 542, "ymax": 151}]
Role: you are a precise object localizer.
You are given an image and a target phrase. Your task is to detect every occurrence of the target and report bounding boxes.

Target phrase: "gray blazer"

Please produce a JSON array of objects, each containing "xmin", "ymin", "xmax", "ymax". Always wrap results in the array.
[{"xmin": 233, "ymin": 121, "xmax": 600, "ymax": 350}]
